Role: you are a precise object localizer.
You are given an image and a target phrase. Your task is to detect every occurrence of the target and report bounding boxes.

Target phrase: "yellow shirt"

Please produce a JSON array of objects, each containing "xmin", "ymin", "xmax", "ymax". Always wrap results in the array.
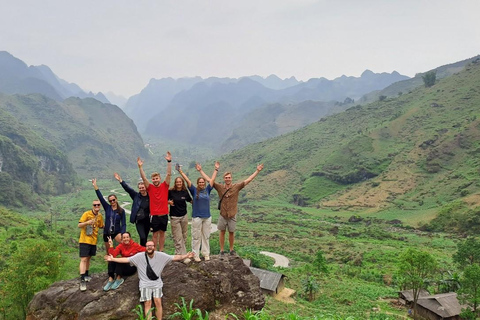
[{"xmin": 78, "ymin": 210, "xmax": 104, "ymax": 245}]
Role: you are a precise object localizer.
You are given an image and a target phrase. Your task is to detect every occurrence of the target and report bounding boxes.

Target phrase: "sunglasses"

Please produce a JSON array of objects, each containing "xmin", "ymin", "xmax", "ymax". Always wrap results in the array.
[
  {"xmin": 109, "ymin": 199, "xmax": 116, "ymax": 203},
  {"xmin": 93, "ymin": 204, "xmax": 101, "ymax": 207}
]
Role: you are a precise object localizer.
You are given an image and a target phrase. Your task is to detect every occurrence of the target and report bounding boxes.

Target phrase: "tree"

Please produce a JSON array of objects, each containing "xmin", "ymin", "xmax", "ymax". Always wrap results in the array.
[
  {"xmin": 397, "ymin": 248, "xmax": 438, "ymax": 319},
  {"xmin": 422, "ymin": 70, "xmax": 436, "ymax": 88},
  {"xmin": 459, "ymin": 264, "xmax": 480, "ymax": 317},
  {"xmin": 301, "ymin": 275, "xmax": 319, "ymax": 301},
  {"xmin": 313, "ymin": 250, "xmax": 329, "ymax": 274},
  {"xmin": 453, "ymin": 237, "xmax": 480, "ymax": 269},
  {"xmin": 0, "ymin": 239, "xmax": 62, "ymax": 318}
]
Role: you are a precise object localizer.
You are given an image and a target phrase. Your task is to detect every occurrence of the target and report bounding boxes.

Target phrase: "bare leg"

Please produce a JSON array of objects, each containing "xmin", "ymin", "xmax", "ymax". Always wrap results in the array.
[
  {"xmin": 229, "ymin": 231, "xmax": 235, "ymax": 251},
  {"xmin": 219, "ymin": 230, "xmax": 226, "ymax": 252},
  {"xmin": 153, "ymin": 297, "xmax": 163, "ymax": 320},
  {"xmin": 144, "ymin": 300, "xmax": 153, "ymax": 320},
  {"xmin": 158, "ymin": 230, "xmax": 165, "ymax": 252},
  {"xmin": 79, "ymin": 257, "xmax": 90, "ymax": 274},
  {"xmin": 152, "ymin": 231, "xmax": 160, "ymax": 251}
]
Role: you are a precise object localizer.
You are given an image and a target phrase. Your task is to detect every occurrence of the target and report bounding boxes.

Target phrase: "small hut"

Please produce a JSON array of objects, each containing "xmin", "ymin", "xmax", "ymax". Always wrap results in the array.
[{"xmin": 249, "ymin": 267, "xmax": 286, "ymax": 296}]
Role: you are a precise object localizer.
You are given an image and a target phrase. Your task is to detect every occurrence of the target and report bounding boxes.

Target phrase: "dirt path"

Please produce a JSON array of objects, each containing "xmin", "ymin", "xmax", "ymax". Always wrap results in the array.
[{"xmin": 260, "ymin": 251, "xmax": 290, "ymax": 267}]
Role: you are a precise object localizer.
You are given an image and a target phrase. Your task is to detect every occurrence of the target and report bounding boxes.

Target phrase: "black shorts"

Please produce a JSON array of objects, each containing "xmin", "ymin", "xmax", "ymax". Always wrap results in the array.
[
  {"xmin": 103, "ymin": 232, "xmax": 121, "ymax": 243},
  {"xmin": 79, "ymin": 243, "xmax": 97, "ymax": 257},
  {"xmin": 150, "ymin": 215, "xmax": 168, "ymax": 232}
]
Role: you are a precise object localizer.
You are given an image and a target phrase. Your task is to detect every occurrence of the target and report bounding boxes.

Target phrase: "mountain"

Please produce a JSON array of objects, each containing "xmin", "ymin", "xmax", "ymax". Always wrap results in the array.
[
  {"xmin": 244, "ymin": 75, "xmax": 301, "ymax": 90},
  {"xmin": 210, "ymin": 57, "xmax": 480, "ymax": 216},
  {"xmin": 0, "ymin": 96, "xmax": 76, "ymax": 208},
  {"xmin": 0, "ymin": 51, "xmax": 109, "ymax": 103},
  {"xmin": 138, "ymin": 71, "xmax": 407, "ymax": 151},
  {"xmin": 104, "ymin": 91, "xmax": 128, "ymax": 109},
  {"xmin": 359, "ymin": 55, "xmax": 480, "ymax": 103},
  {"xmin": 1, "ymin": 94, "xmax": 147, "ymax": 175}
]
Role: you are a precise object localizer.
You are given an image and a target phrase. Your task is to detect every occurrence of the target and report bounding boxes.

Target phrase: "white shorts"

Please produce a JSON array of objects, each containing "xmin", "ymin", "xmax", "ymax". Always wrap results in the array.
[{"xmin": 139, "ymin": 287, "xmax": 163, "ymax": 302}]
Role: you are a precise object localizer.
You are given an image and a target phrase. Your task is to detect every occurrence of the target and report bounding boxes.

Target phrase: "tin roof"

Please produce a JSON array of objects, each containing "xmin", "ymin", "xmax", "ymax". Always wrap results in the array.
[{"xmin": 250, "ymin": 267, "xmax": 284, "ymax": 292}]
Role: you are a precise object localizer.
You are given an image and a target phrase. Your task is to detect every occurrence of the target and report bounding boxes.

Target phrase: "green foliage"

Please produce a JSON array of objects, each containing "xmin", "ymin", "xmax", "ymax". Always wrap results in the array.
[
  {"xmin": 132, "ymin": 304, "xmax": 155, "ymax": 320},
  {"xmin": 0, "ymin": 239, "xmax": 62, "ymax": 319},
  {"xmin": 422, "ymin": 70, "xmax": 437, "ymax": 87},
  {"xmin": 397, "ymin": 248, "xmax": 438, "ymax": 319},
  {"xmin": 453, "ymin": 237, "xmax": 480, "ymax": 269},
  {"xmin": 301, "ymin": 275, "xmax": 320, "ymax": 301},
  {"xmin": 459, "ymin": 264, "xmax": 480, "ymax": 314},
  {"xmin": 314, "ymin": 250, "xmax": 329, "ymax": 274},
  {"xmin": 170, "ymin": 297, "xmax": 208, "ymax": 320}
]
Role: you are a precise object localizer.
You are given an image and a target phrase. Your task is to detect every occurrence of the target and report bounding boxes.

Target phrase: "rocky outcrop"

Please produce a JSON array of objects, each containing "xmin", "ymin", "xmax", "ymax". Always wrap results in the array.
[{"xmin": 26, "ymin": 255, "xmax": 264, "ymax": 320}]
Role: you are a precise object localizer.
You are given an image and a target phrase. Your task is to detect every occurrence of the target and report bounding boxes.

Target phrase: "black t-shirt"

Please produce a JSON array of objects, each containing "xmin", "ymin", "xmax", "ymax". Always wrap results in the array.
[{"xmin": 168, "ymin": 189, "xmax": 192, "ymax": 217}]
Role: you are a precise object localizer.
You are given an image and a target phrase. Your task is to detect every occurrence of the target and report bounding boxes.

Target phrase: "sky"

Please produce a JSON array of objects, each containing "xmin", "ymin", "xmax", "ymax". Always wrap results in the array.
[{"xmin": 1, "ymin": 0, "xmax": 479, "ymax": 98}]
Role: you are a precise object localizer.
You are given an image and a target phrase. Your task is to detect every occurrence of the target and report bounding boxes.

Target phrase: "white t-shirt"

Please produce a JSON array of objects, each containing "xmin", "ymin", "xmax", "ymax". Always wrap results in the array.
[{"xmin": 128, "ymin": 251, "xmax": 173, "ymax": 289}]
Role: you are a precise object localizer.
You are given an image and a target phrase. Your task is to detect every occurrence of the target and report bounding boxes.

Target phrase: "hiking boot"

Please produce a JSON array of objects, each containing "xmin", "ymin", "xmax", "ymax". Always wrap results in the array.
[
  {"xmin": 219, "ymin": 251, "xmax": 225, "ymax": 260},
  {"xmin": 204, "ymin": 256, "xmax": 210, "ymax": 261},
  {"xmin": 183, "ymin": 258, "xmax": 191, "ymax": 264},
  {"xmin": 80, "ymin": 280, "xmax": 87, "ymax": 292},
  {"xmin": 111, "ymin": 278, "xmax": 125, "ymax": 290},
  {"xmin": 194, "ymin": 256, "xmax": 201, "ymax": 262},
  {"xmin": 103, "ymin": 280, "xmax": 114, "ymax": 291},
  {"xmin": 230, "ymin": 250, "xmax": 236, "ymax": 256},
  {"xmin": 84, "ymin": 275, "xmax": 92, "ymax": 282}
]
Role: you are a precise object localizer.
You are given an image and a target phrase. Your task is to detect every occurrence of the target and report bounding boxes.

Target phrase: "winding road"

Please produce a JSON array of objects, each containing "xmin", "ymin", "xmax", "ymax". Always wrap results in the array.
[{"xmin": 260, "ymin": 251, "xmax": 290, "ymax": 267}]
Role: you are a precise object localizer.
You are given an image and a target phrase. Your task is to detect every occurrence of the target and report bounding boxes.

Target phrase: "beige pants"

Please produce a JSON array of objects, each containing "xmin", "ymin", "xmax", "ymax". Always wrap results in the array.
[
  {"xmin": 170, "ymin": 215, "xmax": 188, "ymax": 255},
  {"xmin": 191, "ymin": 217, "xmax": 211, "ymax": 258}
]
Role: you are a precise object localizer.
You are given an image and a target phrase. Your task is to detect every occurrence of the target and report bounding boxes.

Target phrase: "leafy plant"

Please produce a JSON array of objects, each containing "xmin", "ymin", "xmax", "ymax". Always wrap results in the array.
[
  {"xmin": 170, "ymin": 297, "xmax": 196, "ymax": 320},
  {"xmin": 132, "ymin": 304, "xmax": 155, "ymax": 320}
]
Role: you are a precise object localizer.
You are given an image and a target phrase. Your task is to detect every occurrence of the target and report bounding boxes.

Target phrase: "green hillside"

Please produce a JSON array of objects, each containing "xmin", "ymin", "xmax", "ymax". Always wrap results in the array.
[
  {"xmin": 216, "ymin": 58, "xmax": 480, "ymax": 225},
  {"xmin": 0, "ymin": 93, "xmax": 148, "ymax": 208},
  {"xmin": 0, "ymin": 94, "xmax": 147, "ymax": 176}
]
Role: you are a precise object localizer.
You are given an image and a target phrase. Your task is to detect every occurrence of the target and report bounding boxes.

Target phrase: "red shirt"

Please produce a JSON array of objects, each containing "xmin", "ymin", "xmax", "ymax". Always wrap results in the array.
[
  {"xmin": 108, "ymin": 240, "xmax": 146, "ymax": 257},
  {"xmin": 147, "ymin": 181, "xmax": 169, "ymax": 216}
]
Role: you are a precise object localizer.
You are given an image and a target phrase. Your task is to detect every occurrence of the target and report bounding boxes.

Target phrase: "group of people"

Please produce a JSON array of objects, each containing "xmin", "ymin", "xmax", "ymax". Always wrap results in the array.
[{"xmin": 77, "ymin": 151, "xmax": 264, "ymax": 320}]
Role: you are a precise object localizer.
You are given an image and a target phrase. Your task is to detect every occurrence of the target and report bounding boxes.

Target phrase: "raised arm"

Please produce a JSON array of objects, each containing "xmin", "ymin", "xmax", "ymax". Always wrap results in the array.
[
  {"xmin": 115, "ymin": 172, "xmax": 137, "ymax": 200},
  {"xmin": 137, "ymin": 157, "xmax": 150, "ymax": 188},
  {"xmin": 178, "ymin": 167, "xmax": 192, "ymax": 188},
  {"xmin": 164, "ymin": 151, "xmax": 172, "ymax": 186},
  {"xmin": 244, "ymin": 163, "xmax": 264, "ymax": 186},
  {"xmin": 196, "ymin": 163, "xmax": 213, "ymax": 185},
  {"xmin": 209, "ymin": 161, "xmax": 220, "ymax": 186},
  {"xmin": 92, "ymin": 178, "xmax": 109, "ymax": 209}
]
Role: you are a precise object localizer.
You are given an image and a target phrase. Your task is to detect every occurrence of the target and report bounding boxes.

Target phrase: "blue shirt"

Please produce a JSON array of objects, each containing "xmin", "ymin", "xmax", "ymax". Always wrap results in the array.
[{"xmin": 188, "ymin": 184, "xmax": 212, "ymax": 218}]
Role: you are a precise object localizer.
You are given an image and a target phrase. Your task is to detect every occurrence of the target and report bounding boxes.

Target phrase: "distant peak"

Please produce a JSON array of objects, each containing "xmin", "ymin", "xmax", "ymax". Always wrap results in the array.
[{"xmin": 361, "ymin": 70, "xmax": 375, "ymax": 77}]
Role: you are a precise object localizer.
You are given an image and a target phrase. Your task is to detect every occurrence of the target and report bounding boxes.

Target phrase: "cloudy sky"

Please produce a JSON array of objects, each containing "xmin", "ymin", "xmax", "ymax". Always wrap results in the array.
[{"xmin": 1, "ymin": 0, "xmax": 479, "ymax": 97}]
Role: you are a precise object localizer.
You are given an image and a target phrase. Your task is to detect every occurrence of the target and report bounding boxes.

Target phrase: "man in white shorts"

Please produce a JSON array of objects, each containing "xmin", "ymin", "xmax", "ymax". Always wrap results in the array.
[{"xmin": 106, "ymin": 240, "xmax": 193, "ymax": 320}]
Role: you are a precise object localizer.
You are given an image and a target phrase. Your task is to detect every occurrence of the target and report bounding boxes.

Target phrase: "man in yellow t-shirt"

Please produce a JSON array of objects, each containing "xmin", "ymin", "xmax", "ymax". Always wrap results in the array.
[{"xmin": 78, "ymin": 199, "xmax": 105, "ymax": 291}]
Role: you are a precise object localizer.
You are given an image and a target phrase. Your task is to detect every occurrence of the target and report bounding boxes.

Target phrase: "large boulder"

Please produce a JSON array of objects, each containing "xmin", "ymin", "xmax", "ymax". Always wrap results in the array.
[{"xmin": 26, "ymin": 255, "xmax": 265, "ymax": 319}]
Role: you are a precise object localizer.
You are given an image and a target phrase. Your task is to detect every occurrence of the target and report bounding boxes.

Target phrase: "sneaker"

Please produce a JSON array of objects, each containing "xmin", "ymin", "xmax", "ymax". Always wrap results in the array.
[
  {"xmin": 110, "ymin": 278, "xmax": 125, "ymax": 290},
  {"xmin": 103, "ymin": 280, "xmax": 114, "ymax": 291},
  {"xmin": 204, "ymin": 256, "xmax": 210, "ymax": 261},
  {"xmin": 80, "ymin": 280, "xmax": 87, "ymax": 292},
  {"xmin": 84, "ymin": 275, "xmax": 92, "ymax": 282},
  {"xmin": 194, "ymin": 256, "xmax": 201, "ymax": 262},
  {"xmin": 230, "ymin": 250, "xmax": 236, "ymax": 256},
  {"xmin": 219, "ymin": 251, "xmax": 225, "ymax": 260},
  {"xmin": 183, "ymin": 258, "xmax": 191, "ymax": 264}
]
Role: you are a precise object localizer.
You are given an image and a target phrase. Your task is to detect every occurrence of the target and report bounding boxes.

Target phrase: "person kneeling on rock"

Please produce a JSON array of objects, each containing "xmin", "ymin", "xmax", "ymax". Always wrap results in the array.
[{"xmin": 104, "ymin": 232, "xmax": 146, "ymax": 291}]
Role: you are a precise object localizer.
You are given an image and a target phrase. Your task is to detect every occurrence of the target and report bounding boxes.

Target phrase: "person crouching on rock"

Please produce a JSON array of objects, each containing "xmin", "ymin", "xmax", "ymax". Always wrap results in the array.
[
  {"xmin": 105, "ymin": 240, "xmax": 194, "ymax": 320},
  {"xmin": 104, "ymin": 232, "xmax": 146, "ymax": 291}
]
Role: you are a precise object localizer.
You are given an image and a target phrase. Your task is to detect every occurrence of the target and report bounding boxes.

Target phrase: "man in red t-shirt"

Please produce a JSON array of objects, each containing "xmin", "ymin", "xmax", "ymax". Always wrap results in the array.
[{"xmin": 138, "ymin": 152, "xmax": 172, "ymax": 251}]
